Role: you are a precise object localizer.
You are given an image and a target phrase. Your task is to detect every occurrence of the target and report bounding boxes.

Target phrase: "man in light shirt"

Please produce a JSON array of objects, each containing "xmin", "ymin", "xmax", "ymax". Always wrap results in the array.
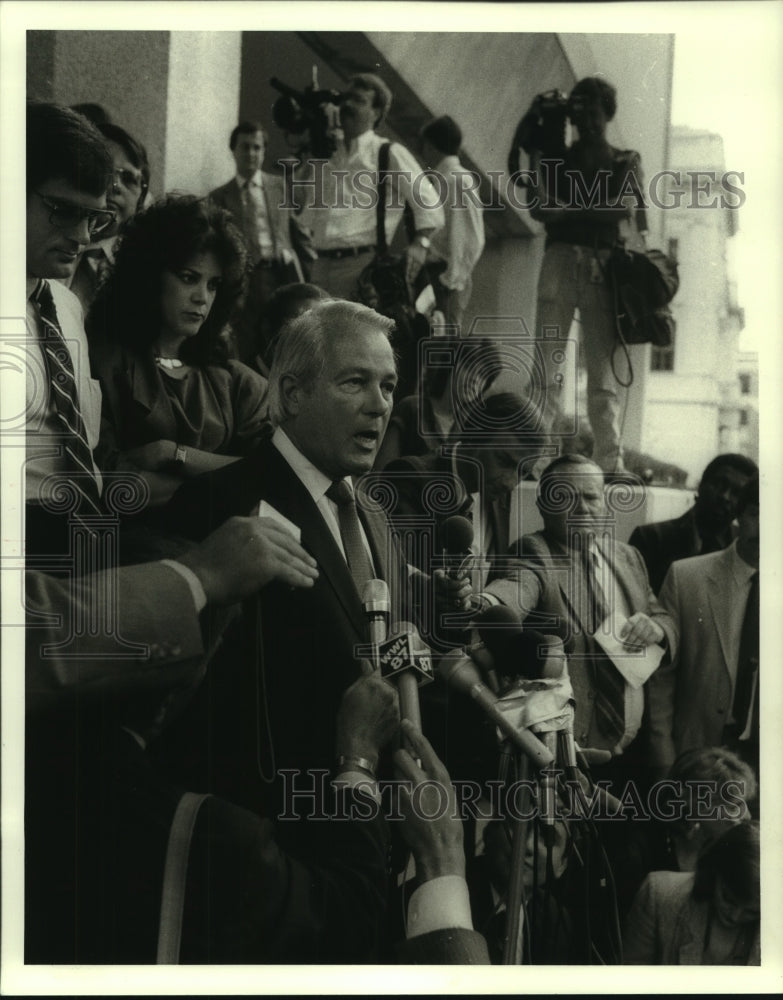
[
  {"xmin": 296, "ymin": 73, "xmax": 445, "ymax": 299},
  {"xmin": 25, "ymin": 102, "xmax": 114, "ymax": 558},
  {"xmin": 419, "ymin": 115, "xmax": 485, "ymax": 335}
]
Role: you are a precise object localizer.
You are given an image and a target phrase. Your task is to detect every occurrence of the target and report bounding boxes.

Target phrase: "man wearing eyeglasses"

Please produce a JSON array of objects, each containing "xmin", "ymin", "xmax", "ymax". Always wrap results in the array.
[
  {"xmin": 65, "ymin": 119, "xmax": 150, "ymax": 313},
  {"xmin": 25, "ymin": 102, "xmax": 114, "ymax": 557}
]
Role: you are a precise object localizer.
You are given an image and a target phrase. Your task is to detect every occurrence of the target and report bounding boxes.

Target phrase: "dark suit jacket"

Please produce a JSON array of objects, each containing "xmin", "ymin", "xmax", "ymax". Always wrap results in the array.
[
  {"xmin": 628, "ymin": 506, "xmax": 734, "ymax": 595},
  {"xmin": 509, "ymin": 530, "xmax": 678, "ymax": 751},
  {"xmin": 209, "ymin": 172, "xmax": 305, "ymax": 271},
  {"xmin": 397, "ymin": 927, "xmax": 490, "ymax": 964},
  {"xmin": 26, "ymin": 727, "xmax": 390, "ymax": 964},
  {"xmin": 154, "ymin": 437, "xmax": 410, "ymax": 814}
]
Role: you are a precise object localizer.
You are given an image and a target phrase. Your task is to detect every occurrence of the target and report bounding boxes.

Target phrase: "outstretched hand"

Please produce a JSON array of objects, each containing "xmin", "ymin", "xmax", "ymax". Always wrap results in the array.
[
  {"xmin": 393, "ymin": 720, "xmax": 465, "ymax": 882},
  {"xmin": 179, "ymin": 516, "xmax": 319, "ymax": 605}
]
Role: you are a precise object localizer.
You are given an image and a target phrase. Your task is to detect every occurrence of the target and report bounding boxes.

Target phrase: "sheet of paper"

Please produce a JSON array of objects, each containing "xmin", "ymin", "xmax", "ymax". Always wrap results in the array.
[
  {"xmin": 594, "ymin": 613, "xmax": 664, "ymax": 689},
  {"xmin": 257, "ymin": 500, "xmax": 301, "ymax": 542}
]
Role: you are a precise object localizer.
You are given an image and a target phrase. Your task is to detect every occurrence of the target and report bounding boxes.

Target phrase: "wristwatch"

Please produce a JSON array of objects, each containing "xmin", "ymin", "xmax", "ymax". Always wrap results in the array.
[{"xmin": 174, "ymin": 445, "xmax": 188, "ymax": 466}]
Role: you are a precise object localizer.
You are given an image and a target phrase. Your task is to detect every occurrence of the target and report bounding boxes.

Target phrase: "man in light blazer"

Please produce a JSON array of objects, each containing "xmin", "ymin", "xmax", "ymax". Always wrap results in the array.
[
  {"xmin": 500, "ymin": 455, "xmax": 678, "ymax": 766},
  {"xmin": 209, "ymin": 121, "xmax": 309, "ymax": 361},
  {"xmin": 647, "ymin": 475, "xmax": 760, "ymax": 773}
]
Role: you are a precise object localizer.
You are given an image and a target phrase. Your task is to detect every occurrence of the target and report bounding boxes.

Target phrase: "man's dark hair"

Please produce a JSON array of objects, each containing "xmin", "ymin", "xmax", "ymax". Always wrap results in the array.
[
  {"xmin": 87, "ymin": 195, "xmax": 247, "ymax": 367},
  {"xmin": 27, "ymin": 102, "xmax": 112, "ymax": 196},
  {"xmin": 229, "ymin": 121, "xmax": 267, "ymax": 151},
  {"xmin": 257, "ymin": 282, "xmax": 332, "ymax": 369},
  {"xmin": 737, "ymin": 473, "xmax": 759, "ymax": 514},
  {"xmin": 70, "ymin": 102, "xmax": 112, "ymax": 126},
  {"xmin": 423, "ymin": 337, "xmax": 501, "ymax": 402},
  {"xmin": 460, "ymin": 391, "xmax": 543, "ymax": 445},
  {"xmin": 420, "ymin": 115, "xmax": 462, "ymax": 157},
  {"xmin": 348, "ymin": 73, "xmax": 392, "ymax": 128},
  {"xmin": 97, "ymin": 121, "xmax": 151, "ymax": 197},
  {"xmin": 692, "ymin": 821, "xmax": 759, "ymax": 906},
  {"xmin": 700, "ymin": 453, "xmax": 758, "ymax": 488},
  {"xmin": 569, "ymin": 77, "xmax": 617, "ymax": 121}
]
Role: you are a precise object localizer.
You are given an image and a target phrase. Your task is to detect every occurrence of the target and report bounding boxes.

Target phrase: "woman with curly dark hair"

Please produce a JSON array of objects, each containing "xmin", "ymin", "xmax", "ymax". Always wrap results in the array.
[{"xmin": 88, "ymin": 195, "xmax": 270, "ymax": 506}]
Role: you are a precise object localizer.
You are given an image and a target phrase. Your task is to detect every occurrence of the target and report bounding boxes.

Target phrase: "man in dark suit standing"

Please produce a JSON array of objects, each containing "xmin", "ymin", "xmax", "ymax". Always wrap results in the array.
[
  {"xmin": 503, "ymin": 455, "xmax": 678, "ymax": 774},
  {"xmin": 157, "ymin": 300, "xmax": 467, "ymax": 816},
  {"xmin": 209, "ymin": 121, "xmax": 307, "ymax": 361},
  {"xmin": 628, "ymin": 453, "xmax": 758, "ymax": 593}
]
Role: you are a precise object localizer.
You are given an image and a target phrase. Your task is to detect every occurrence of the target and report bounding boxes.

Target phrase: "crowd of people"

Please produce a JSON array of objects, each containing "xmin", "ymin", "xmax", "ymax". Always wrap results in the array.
[{"xmin": 20, "ymin": 71, "xmax": 761, "ymax": 968}]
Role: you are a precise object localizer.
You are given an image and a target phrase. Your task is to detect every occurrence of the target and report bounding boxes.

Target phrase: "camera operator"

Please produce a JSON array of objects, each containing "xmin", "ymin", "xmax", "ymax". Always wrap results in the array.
[
  {"xmin": 293, "ymin": 73, "xmax": 445, "ymax": 300},
  {"xmin": 519, "ymin": 77, "xmax": 647, "ymax": 479}
]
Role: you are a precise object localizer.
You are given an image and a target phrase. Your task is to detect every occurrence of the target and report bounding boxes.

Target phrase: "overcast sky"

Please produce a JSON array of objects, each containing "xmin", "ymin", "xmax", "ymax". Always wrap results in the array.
[{"xmin": 671, "ymin": 21, "xmax": 782, "ymax": 352}]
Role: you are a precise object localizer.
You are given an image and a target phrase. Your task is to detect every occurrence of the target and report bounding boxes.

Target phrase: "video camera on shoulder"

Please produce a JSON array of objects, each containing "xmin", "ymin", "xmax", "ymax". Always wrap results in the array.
[
  {"xmin": 507, "ymin": 89, "xmax": 569, "ymax": 175},
  {"xmin": 270, "ymin": 66, "xmax": 344, "ymax": 159}
]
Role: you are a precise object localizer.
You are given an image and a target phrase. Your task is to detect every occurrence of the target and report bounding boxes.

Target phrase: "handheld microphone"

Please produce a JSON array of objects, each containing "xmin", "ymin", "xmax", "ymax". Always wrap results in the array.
[
  {"xmin": 362, "ymin": 579, "xmax": 389, "ymax": 671},
  {"xmin": 439, "ymin": 514, "xmax": 474, "ymax": 579},
  {"xmin": 378, "ymin": 622, "xmax": 433, "ymax": 731},
  {"xmin": 438, "ymin": 652, "xmax": 554, "ymax": 767}
]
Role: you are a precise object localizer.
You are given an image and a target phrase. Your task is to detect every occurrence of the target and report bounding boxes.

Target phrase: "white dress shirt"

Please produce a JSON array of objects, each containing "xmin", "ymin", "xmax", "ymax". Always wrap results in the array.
[
  {"xmin": 428, "ymin": 154, "xmax": 485, "ymax": 291},
  {"xmin": 238, "ymin": 170, "xmax": 275, "ymax": 259},
  {"xmin": 298, "ymin": 129, "xmax": 444, "ymax": 250},
  {"xmin": 25, "ymin": 279, "xmax": 103, "ymax": 503},
  {"xmin": 271, "ymin": 426, "xmax": 375, "ymax": 568},
  {"xmin": 591, "ymin": 540, "xmax": 644, "ymax": 752}
]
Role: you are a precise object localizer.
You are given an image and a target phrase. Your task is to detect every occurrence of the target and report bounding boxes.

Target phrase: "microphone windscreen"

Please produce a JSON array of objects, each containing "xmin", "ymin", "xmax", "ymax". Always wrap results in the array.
[
  {"xmin": 439, "ymin": 515, "xmax": 474, "ymax": 555},
  {"xmin": 476, "ymin": 604, "xmax": 525, "ymax": 664},
  {"xmin": 362, "ymin": 578, "xmax": 390, "ymax": 613}
]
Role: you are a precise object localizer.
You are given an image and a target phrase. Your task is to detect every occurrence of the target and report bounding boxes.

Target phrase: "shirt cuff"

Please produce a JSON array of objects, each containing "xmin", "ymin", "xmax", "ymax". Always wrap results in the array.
[
  {"xmin": 161, "ymin": 559, "xmax": 208, "ymax": 614},
  {"xmin": 479, "ymin": 591, "xmax": 501, "ymax": 607},
  {"xmin": 332, "ymin": 772, "xmax": 381, "ymax": 804},
  {"xmin": 406, "ymin": 875, "xmax": 473, "ymax": 938}
]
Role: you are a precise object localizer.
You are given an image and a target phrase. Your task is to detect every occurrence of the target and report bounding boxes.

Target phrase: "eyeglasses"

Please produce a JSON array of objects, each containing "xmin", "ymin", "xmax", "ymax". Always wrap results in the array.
[
  {"xmin": 33, "ymin": 191, "xmax": 116, "ymax": 238},
  {"xmin": 111, "ymin": 167, "xmax": 145, "ymax": 193}
]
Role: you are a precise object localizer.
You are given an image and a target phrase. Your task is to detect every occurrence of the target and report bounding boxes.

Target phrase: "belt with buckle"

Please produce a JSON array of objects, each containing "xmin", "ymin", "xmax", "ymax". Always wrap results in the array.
[{"xmin": 316, "ymin": 244, "xmax": 375, "ymax": 260}]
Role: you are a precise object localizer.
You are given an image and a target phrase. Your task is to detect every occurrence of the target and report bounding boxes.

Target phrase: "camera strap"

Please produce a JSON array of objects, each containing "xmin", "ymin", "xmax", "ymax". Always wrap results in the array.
[{"xmin": 375, "ymin": 141, "xmax": 391, "ymax": 256}]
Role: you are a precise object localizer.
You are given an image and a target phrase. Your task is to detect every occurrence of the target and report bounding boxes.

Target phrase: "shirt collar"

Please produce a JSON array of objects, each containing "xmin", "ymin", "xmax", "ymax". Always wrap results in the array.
[
  {"xmin": 272, "ymin": 426, "xmax": 350, "ymax": 505},
  {"xmin": 435, "ymin": 155, "xmax": 460, "ymax": 173},
  {"xmin": 346, "ymin": 129, "xmax": 378, "ymax": 156},
  {"xmin": 237, "ymin": 169, "xmax": 263, "ymax": 189}
]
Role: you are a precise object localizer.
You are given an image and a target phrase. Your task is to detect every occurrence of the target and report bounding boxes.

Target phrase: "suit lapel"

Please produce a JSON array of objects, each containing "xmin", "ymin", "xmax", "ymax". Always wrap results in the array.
[
  {"xmin": 677, "ymin": 895, "xmax": 708, "ymax": 964},
  {"xmin": 262, "ymin": 447, "xmax": 367, "ymax": 636},
  {"xmin": 261, "ymin": 172, "xmax": 281, "ymax": 255},
  {"xmin": 705, "ymin": 550, "xmax": 735, "ymax": 677}
]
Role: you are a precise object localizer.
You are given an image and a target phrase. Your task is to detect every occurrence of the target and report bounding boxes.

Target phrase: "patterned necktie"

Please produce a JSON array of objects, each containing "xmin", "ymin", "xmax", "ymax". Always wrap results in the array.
[
  {"xmin": 325, "ymin": 479, "xmax": 374, "ymax": 594},
  {"xmin": 581, "ymin": 541, "xmax": 626, "ymax": 744},
  {"xmin": 33, "ymin": 279, "xmax": 103, "ymax": 515},
  {"xmin": 240, "ymin": 180, "xmax": 263, "ymax": 264},
  {"xmin": 733, "ymin": 571, "xmax": 760, "ymax": 736}
]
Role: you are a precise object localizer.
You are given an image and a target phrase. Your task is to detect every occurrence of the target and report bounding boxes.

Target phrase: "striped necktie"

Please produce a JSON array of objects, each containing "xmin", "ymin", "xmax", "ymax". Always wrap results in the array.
[
  {"xmin": 326, "ymin": 479, "xmax": 374, "ymax": 594},
  {"xmin": 581, "ymin": 540, "xmax": 626, "ymax": 745},
  {"xmin": 33, "ymin": 279, "xmax": 103, "ymax": 515}
]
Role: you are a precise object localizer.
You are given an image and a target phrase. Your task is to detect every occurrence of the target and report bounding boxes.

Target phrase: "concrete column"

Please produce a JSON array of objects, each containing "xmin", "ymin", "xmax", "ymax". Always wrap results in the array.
[{"xmin": 164, "ymin": 32, "xmax": 243, "ymax": 196}]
